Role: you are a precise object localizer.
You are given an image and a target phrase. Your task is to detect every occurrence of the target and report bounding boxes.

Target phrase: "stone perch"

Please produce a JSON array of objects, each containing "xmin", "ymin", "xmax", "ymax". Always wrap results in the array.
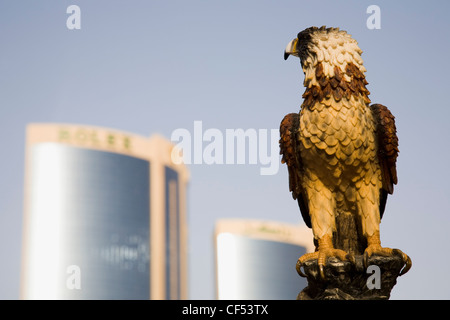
[{"xmin": 297, "ymin": 254, "xmax": 406, "ymax": 300}]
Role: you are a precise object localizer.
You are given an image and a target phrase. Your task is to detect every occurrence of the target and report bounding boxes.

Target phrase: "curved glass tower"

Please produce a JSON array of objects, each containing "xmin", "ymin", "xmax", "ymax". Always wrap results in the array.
[
  {"xmin": 21, "ymin": 124, "xmax": 189, "ymax": 299},
  {"xmin": 215, "ymin": 219, "xmax": 315, "ymax": 300}
]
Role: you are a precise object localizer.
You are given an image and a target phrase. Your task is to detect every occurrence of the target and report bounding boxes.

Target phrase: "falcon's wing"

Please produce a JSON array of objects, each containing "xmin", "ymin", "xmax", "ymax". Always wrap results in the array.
[
  {"xmin": 370, "ymin": 104, "xmax": 399, "ymax": 218},
  {"xmin": 279, "ymin": 113, "xmax": 311, "ymax": 228}
]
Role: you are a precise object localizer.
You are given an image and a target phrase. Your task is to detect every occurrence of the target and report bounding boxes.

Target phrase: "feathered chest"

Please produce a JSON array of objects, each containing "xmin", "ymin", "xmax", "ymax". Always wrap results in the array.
[{"xmin": 298, "ymin": 97, "xmax": 377, "ymax": 170}]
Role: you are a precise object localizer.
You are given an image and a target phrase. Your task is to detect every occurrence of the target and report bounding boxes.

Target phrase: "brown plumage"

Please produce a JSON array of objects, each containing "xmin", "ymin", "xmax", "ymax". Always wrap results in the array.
[{"xmin": 281, "ymin": 26, "xmax": 410, "ymax": 278}]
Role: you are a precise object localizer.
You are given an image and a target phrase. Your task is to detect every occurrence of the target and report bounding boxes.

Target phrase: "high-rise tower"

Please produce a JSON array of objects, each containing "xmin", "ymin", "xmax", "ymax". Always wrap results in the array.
[
  {"xmin": 215, "ymin": 219, "xmax": 314, "ymax": 300},
  {"xmin": 21, "ymin": 123, "xmax": 189, "ymax": 299}
]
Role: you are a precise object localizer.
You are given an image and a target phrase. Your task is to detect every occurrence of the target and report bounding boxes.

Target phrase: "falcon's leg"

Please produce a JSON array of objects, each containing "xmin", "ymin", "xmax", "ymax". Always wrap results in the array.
[
  {"xmin": 296, "ymin": 175, "xmax": 351, "ymax": 279},
  {"xmin": 364, "ymin": 230, "xmax": 412, "ymax": 276},
  {"xmin": 357, "ymin": 188, "xmax": 412, "ymax": 276}
]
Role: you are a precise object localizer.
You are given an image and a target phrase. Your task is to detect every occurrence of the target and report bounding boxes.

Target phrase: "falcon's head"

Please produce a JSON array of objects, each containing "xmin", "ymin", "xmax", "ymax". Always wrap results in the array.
[{"xmin": 284, "ymin": 26, "xmax": 366, "ymax": 84}]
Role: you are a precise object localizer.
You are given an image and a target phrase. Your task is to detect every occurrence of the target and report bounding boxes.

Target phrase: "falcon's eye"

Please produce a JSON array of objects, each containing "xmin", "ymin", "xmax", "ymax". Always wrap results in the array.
[{"xmin": 297, "ymin": 29, "xmax": 314, "ymax": 44}]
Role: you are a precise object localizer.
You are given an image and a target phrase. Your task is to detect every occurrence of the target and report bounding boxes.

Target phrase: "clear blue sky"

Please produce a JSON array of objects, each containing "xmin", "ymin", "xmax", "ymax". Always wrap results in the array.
[{"xmin": 1, "ymin": 1, "xmax": 450, "ymax": 299}]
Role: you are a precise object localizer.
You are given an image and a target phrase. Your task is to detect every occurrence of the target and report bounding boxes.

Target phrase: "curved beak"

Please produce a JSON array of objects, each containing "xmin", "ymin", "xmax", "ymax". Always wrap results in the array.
[{"xmin": 284, "ymin": 38, "xmax": 299, "ymax": 60}]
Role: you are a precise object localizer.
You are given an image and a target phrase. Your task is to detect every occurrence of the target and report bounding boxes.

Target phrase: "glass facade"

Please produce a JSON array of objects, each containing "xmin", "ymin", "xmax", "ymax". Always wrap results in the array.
[
  {"xmin": 23, "ymin": 143, "xmax": 150, "ymax": 299},
  {"xmin": 22, "ymin": 124, "xmax": 190, "ymax": 300},
  {"xmin": 216, "ymin": 228, "xmax": 309, "ymax": 300}
]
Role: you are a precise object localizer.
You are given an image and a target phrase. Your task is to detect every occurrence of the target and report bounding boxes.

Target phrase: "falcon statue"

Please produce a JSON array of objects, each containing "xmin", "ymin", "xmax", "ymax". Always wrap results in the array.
[{"xmin": 280, "ymin": 26, "xmax": 411, "ymax": 278}]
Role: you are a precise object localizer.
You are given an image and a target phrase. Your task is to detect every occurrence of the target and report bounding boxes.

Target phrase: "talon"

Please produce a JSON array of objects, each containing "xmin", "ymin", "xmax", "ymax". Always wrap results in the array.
[
  {"xmin": 296, "ymin": 259, "xmax": 306, "ymax": 277},
  {"xmin": 399, "ymin": 255, "xmax": 412, "ymax": 276},
  {"xmin": 393, "ymin": 249, "xmax": 412, "ymax": 276},
  {"xmin": 296, "ymin": 251, "xmax": 317, "ymax": 277},
  {"xmin": 319, "ymin": 264, "xmax": 325, "ymax": 279}
]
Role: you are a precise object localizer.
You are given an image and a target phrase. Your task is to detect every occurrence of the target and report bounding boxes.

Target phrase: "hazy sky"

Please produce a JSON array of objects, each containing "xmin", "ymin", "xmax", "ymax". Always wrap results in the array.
[{"xmin": 1, "ymin": 1, "xmax": 450, "ymax": 299}]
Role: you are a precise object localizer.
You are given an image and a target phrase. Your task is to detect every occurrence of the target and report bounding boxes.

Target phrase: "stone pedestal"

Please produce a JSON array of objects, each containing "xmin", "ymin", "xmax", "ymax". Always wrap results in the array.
[{"xmin": 297, "ymin": 254, "xmax": 406, "ymax": 300}]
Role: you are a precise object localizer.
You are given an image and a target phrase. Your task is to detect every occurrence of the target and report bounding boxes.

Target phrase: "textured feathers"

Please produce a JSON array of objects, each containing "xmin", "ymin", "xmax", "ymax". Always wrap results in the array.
[
  {"xmin": 370, "ymin": 103, "xmax": 399, "ymax": 218},
  {"xmin": 280, "ymin": 113, "xmax": 311, "ymax": 228},
  {"xmin": 370, "ymin": 103, "xmax": 399, "ymax": 194},
  {"xmin": 302, "ymin": 64, "xmax": 371, "ymax": 111}
]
